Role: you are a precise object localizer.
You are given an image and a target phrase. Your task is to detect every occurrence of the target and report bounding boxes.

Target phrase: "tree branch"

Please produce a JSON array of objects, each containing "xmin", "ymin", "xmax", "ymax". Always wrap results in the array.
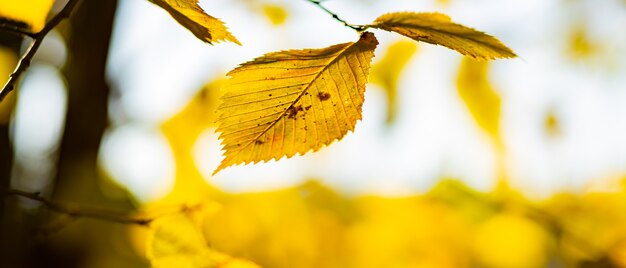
[
  {"xmin": 306, "ymin": 0, "xmax": 365, "ymax": 32},
  {"xmin": 0, "ymin": 0, "xmax": 81, "ymax": 103},
  {"xmin": 3, "ymin": 188, "xmax": 154, "ymax": 226}
]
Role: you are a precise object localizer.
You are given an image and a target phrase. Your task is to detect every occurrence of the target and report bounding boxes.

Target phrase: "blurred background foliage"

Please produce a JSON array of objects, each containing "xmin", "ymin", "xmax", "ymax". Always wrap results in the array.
[{"xmin": 1, "ymin": 0, "xmax": 626, "ymax": 267}]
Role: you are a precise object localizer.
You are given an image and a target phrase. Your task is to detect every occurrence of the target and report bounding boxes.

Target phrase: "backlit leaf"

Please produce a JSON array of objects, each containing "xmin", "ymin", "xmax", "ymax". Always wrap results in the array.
[
  {"xmin": 456, "ymin": 58, "xmax": 501, "ymax": 143},
  {"xmin": 149, "ymin": 0, "xmax": 240, "ymax": 45},
  {"xmin": 214, "ymin": 32, "xmax": 378, "ymax": 174},
  {"xmin": 370, "ymin": 40, "xmax": 418, "ymax": 124},
  {"xmin": 369, "ymin": 12, "xmax": 516, "ymax": 60}
]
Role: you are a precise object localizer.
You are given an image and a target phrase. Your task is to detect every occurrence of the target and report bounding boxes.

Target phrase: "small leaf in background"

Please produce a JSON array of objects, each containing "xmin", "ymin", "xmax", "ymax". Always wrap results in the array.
[
  {"xmin": 147, "ymin": 214, "xmax": 259, "ymax": 268},
  {"xmin": 456, "ymin": 58, "xmax": 501, "ymax": 145},
  {"xmin": 148, "ymin": 0, "xmax": 240, "ymax": 45},
  {"xmin": 0, "ymin": 0, "xmax": 54, "ymax": 31},
  {"xmin": 262, "ymin": 4, "xmax": 288, "ymax": 25},
  {"xmin": 369, "ymin": 12, "xmax": 516, "ymax": 60},
  {"xmin": 544, "ymin": 110, "xmax": 561, "ymax": 138},
  {"xmin": 0, "ymin": 47, "xmax": 17, "ymax": 124},
  {"xmin": 435, "ymin": 0, "xmax": 451, "ymax": 6},
  {"xmin": 567, "ymin": 25, "xmax": 601, "ymax": 60},
  {"xmin": 214, "ymin": 32, "xmax": 378, "ymax": 174},
  {"xmin": 370, "ymin": 40, "xmax": 418, "ymax": 124}
]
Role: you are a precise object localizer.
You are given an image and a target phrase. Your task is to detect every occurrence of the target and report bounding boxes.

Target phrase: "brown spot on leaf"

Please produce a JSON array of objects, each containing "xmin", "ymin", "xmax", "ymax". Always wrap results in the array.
[
  {"xmin": 317, "ymin": 92, "xmax": 331, "ymax": 101},
  {"xmin": 287, "ymin": 105, "xmax": 304, "ymax": 119},
  {"xmin": 255, "ymin": 140, "xmax": 264, "ymax": 145},
  {"xmin": 304, "ymin": 105, "xmax": 311, "ymax": 111}
]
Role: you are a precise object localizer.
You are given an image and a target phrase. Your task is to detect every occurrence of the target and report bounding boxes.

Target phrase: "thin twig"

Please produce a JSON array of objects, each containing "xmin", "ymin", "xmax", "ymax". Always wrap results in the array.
[
  {"xmin": 0, "ymin": 0, "xmax": 81, "ymax": 103},
  {"xmin": 306, "ymin": 0, "xmax": 365, "ymax": 31},
  {"xmin": 3, "ymin": 188, "xmax": 153, "ymax": 226}
]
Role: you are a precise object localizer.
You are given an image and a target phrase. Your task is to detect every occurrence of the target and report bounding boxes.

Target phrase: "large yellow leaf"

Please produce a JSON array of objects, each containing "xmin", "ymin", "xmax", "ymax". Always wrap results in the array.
[
  {"xmin": 149, "ymin": 0, "xmax": 240, "ymax": 45},
  {"xmin": 214, "ymin": 32, "xmax": 378, "ymax": 174},
  {"xmin": 369, "ymin": 12, "xmax": 516, "ymax": 60}
]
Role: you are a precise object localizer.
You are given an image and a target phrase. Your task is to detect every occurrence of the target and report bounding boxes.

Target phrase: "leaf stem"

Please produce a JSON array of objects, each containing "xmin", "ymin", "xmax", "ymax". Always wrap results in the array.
[
  {"xmin": 2, "ymin": 188, "xmax": 154, "ymax": 226},
  {"xmin": 306, "ymin": 0, "xmax": 365, "ymax": 32},
  {"xmin": 0, "ymin": 0, "xmax": 81, "ymax": 103}
]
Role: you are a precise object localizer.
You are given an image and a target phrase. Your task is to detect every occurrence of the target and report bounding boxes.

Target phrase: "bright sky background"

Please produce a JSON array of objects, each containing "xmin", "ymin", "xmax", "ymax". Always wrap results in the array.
[{"xmin": 15, "ymin": 0, "xmax": 625, "ymax": 202}]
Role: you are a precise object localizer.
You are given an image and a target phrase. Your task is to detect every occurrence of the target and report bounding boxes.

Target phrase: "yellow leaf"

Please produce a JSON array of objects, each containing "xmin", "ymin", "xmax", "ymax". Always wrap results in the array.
[
  {"xmin": 370, "ymin": 40, "xmax": 418, "ymax": 124},
  {"xmin": 149, "ymin": 0, "xmax": 240, "ymax": 45},
  {"xmin": 214, "ymin": 32, "xmax": 378, "ymax": 174},
  {"xmin": 147, "ymin": 214, "xmax": 259, "ymax": 268},
  {"xmin": 369, "ymin": 12, "xmax": 516, "ymax": 60},
  {"xmin": 456, "ymin": 58, "xmax": 501, "ymax": 144},
  {"xmin": 0, "ymin": 0, "xmax": 54, "ymax": 31}
]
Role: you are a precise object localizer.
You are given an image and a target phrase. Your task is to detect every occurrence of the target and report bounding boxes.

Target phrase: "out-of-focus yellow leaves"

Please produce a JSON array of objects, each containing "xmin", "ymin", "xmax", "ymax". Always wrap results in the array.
[
  {"xmin": 0, "ymin": 0, "xmax": 54, "ymax": 32},
  {"xmin": 204, "ymin": 188, "xmax": 319, "ymax": 267},
  {"xmin": 148, "ymin": 0, "xmax": 240, "ymax": 45},
  {"xmin": 0, "ymin": 47, "xmax": 17, "ymax": 124},
  {"xmin": 544, "ymin": 110, "xmax": 561, "ymax": 138},
  {"xmin": 157, "ymin": 78, "xmax": 225, "ymax": 205},
  {"xmin": 370, "ymin": 40, "xmax": 418, "ymax": 124},
  {"xmin": 567, "ymin": 25, "xmax": 600, "ymax": 60},
  {"xmin": 348, "ymin": 196, "xmax": 472, "ymax": 268},
  {"xmin": 214, "ymin": 32, "xmax": 378, "ymax": 174},
  {"xmin": 262, "ymin": 4, "xmax": 288, "ymax": 25},
  {"xmin": 147, "ymin": 213, "xmax": 259, "ymax": 268},
  {"xmin": 435, "ymin": 0, "xmax": 451, "ymax": 6},
  {"xmin": 473, "ymin": 213, "xmax": 551, "ymax": 268},
  {"xmin": 369, "ymin": 12, "xmax": 516, "ymax": 60},
  {"xmin": 456, "ymin": 58, "xmax": 501, "ymax": 145}
]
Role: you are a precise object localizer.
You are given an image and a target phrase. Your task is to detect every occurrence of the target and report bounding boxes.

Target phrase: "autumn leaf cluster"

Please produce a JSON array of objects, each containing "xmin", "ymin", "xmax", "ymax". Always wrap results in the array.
[{"xmin": 133, "ymin": 0, "xmax": 515, "ymax": 174}]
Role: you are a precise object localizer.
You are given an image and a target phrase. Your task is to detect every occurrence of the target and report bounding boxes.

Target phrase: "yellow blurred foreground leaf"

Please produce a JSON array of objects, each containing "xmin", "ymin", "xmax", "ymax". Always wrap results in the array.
[
  {"xmin": 0, "ymin": 0, "xmax": 54, "ymax": 31},
  {"xmin": 369, "ymin": 12, "xmax": 516, "ymax": 60},
  {"xmin": 149, "ymin": 0, "xmax": 240, "ymax": 45},
  {"xmin": 214, "ymin": 32, "xmax": 378, "ymax": 174},
  {"xmin": 147, "ymin": 214, "xmax": 259, "ymax": 268}
]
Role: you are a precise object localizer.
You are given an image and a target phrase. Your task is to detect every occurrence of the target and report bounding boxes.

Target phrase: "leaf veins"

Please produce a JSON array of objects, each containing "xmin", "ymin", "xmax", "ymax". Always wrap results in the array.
[
  {"xmin": 214, "ymin": 32, "xmax": 379, "ymax": 174},
  {"xmin": 370, "ymin": 12, "xmax": 516, "ymax": 60}
]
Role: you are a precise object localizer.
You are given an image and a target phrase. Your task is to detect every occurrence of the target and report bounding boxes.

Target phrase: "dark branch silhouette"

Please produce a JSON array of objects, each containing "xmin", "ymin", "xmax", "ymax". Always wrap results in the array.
[
  {"xmin": 306, "ymin": 0, "xmax": 365, "ymax": 31},
  {"xmin": 0, "ymin": 0, "xmax": 81, "ymax": 102},
  {"xmin": 3, "ymin": 188, "xmax": 154, "ymax": 225}
]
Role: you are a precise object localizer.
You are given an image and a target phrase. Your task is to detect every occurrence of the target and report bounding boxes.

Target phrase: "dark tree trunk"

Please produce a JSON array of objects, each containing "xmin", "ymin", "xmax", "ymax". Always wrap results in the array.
[
  {"xmin": 0, "ymin": 1, "xmax": 144, "ymax": 267},
  {"xmin": 0, "ymin": 34, "xmax": 23, "ymax": 266}
]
